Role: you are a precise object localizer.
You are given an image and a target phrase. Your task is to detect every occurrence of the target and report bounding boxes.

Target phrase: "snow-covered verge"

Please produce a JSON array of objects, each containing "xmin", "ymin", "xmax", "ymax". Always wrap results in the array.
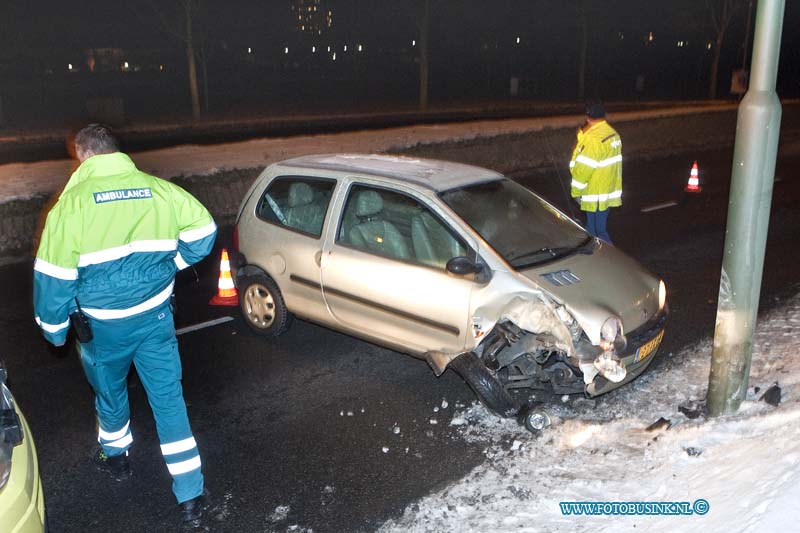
[
  {"xmin": 0, "ymin": 104, "xmax": 743, "ymax": 204},
  {"xmin": 380, "ymin": 291, "xmax": 800, "ymax": 533}
]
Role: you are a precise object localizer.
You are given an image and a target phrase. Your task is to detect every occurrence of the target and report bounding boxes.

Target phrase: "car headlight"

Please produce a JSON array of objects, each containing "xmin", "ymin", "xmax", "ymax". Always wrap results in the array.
[
  {"xmin": 658, "ymin": 280, "xmax": 667, "ymax": 311},
  {"xmin": 600, "ymin": 316, "xmax": 625, "ymax": 352}
]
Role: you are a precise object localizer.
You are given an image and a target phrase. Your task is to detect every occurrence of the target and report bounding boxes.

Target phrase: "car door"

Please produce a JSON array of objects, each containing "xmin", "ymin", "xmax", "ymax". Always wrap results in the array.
[
  {"xmin": 248, "ymin": 175, "xmax": 337, "ymax": 324},
  {"xmin": 320, "ymin": 181, "xmax": 476, "ymax": 355}
]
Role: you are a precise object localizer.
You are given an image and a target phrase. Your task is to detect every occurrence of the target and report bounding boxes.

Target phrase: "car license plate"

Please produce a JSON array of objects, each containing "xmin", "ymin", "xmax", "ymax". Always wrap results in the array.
[{"xmin": 634, "ymin": 329, "xmax": 664, "ymax": 363}]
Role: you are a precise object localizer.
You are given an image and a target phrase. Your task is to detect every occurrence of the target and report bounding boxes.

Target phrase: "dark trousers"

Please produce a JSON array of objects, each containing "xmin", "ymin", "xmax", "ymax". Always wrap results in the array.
[
  {"xmin": 79, "ymin": 302, "xmax": 204, "ymax": 503},
  {"xmin": 585, "ymin": 209, "xmax": 612, "ymax": 243}
]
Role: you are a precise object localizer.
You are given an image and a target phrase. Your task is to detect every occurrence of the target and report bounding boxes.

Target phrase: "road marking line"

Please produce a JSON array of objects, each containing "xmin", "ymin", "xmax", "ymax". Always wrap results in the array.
[
  {"xmin": 176, "ymin": 316, "xmax": 234, "ymax": 336},
  {"xmin": 641, "ymin": 201, "xmax": 679, "ymax": 213}
]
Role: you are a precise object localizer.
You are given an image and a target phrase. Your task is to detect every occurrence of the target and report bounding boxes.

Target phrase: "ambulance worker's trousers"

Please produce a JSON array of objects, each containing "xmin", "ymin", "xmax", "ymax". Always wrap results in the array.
[{"xmin": 78, "ymin": 301, "xmax": 204, "ymax": 504}]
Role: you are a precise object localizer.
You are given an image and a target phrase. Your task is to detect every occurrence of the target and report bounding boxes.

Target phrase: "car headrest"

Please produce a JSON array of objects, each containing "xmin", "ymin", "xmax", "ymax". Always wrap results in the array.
[
  {"xmin": 288, "ymin": 182, "xmax": 314, "ymax": 207},
  {"xmin": 355, "ymin": 190, "xmax": 383, "ymax": 217}
]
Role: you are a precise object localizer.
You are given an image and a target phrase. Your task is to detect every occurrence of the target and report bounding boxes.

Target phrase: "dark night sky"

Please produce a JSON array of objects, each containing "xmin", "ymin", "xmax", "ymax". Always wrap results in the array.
[
  {"xmin": 4, "ymin": 1, "xmax": 796, "ymax": 53},
  {"xmin": 0, "ymin": 0, "xmax": 798, "ymax": 126}
]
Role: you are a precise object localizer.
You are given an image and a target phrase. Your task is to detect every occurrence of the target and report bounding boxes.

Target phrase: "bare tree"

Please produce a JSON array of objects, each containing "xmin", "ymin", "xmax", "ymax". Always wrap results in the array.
[
  {"xmin": 182, "ymin": 1, "xmax": 201, "ymax": 120},
  {"xmin": 575, "ymin": 0, "xmax": 614, "ymax": 100},
  {"xmin": 577, "ymin": 0, "xmax": 588, "ymax": 100},
  {"xmin": 193, "ymin": 7, "xmax": 218, "ymax": 114},
  {"xmin": 133, "ymin": 1, "xmax": 206, "ymax": 121},
  {"xmin": 417, "ymin": 0, "xmax": 430, "ymax": 112},
  {"xmin": 706, "ymin": 0, "xmax": 748, "ymax": 98}
]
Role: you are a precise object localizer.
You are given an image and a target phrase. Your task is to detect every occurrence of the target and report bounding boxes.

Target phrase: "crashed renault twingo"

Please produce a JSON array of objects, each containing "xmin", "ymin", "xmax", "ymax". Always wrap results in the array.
[{"xmin": 232, "ymin": 154, "xmax": 667, "ymax": 424}]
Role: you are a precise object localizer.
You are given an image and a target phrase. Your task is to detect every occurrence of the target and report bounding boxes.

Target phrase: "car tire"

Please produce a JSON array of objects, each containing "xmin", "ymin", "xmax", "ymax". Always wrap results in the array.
[
  {"xmin": 238, "ymin": 274, "xmax": 293, "ymax": 337},
  {"xmin": 449, "ymin": 352, "xmax": 520, "ymax": 418}
]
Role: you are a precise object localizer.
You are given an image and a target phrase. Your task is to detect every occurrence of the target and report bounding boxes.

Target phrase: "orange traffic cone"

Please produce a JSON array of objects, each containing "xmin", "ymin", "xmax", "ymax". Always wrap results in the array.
[
  {"xmin": 685, "ymin": 161, "xmax": 701, "ymax": 193},
  {"xmin": 209, "ymin": 248, "xmax": 239, "ymax": 306}
]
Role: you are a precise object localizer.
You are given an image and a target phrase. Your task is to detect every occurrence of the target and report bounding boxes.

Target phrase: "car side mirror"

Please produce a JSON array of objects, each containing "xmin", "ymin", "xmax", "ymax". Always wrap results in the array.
[
  {"xmin": 446, "ymin": 256, "xmax": 480, "ymax": 275},
  {"xmin": 446, "ymin": 256, "xmax": 491, "ymax": 284}
]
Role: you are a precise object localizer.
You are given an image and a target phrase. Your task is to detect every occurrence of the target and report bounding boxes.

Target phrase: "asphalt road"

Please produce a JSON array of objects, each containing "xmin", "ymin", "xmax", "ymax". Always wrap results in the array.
[{"xmin": 2, "ymin": 146, "xmax": 799, "ymax": 532}]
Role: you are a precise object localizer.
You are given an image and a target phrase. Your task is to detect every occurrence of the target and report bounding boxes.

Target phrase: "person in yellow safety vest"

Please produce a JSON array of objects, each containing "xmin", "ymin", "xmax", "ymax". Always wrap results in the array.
[{"xmin": 569, "ymin": 100, "xmax": 622, "ymax": 243}]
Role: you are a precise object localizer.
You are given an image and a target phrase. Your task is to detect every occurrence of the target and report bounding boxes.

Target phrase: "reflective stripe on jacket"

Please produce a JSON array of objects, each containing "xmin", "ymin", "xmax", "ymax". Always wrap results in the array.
[
  {"xmin": 569, "ymin": 120, "xmax": 623, "ymax": 212},
  {"xmin": 33, "ymin": 152, "xmax": 217, "ymax": 345}
]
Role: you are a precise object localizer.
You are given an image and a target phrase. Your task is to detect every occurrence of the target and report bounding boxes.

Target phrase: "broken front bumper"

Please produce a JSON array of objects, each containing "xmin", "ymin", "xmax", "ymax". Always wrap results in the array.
[{"xmin": 586, "ymin": 304, "xmax": 669, "ymax": 396}]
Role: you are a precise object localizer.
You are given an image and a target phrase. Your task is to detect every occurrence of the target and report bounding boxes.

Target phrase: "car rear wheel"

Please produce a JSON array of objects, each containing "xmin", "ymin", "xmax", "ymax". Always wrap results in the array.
[
  {"xmin": 449, "ymin": 352, "xmax": 520, "ymax": 418},
  {"xmin": 239, "ymin": 274, "xmax": 292, "ymax": 337}
]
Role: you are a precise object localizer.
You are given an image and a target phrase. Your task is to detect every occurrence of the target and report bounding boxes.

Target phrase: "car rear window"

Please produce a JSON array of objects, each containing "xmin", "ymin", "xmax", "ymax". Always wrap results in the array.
[{"xmin": 256, "ymin": 176, "xmax": 336, "ymax": 237}]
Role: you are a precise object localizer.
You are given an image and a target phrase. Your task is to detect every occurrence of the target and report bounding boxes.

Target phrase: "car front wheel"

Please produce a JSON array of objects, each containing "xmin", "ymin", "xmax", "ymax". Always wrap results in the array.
[
  {"xmin": 239, "ymin": 274, "xmax": 292, "ymax": 337},
  {"xmin": 449, "ymin": 351, "xmax": 520, "ymax": 418}
]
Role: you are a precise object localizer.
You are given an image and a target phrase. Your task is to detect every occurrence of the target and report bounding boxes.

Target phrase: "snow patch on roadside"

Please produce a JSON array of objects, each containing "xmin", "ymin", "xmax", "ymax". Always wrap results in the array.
[
  {"xmin": 265, "ymin": 504, "xmax": 316, "ymax": 533},
  {"xmin": 381, "ymin": 293, "xmax": 800, "ymax": 533},
  {"xmin": 0, "ymin": 104, "xmax": 742, "ymax": 203}
]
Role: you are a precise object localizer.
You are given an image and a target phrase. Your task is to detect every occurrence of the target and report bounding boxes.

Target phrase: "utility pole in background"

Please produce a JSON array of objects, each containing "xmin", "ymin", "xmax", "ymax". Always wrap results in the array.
[{"xmin": 706, "ymin": 0, "xmax": 785, "ymax": 416}]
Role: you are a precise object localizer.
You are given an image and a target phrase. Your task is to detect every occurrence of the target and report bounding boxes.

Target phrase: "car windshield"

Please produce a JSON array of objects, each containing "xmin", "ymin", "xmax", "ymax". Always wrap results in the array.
[{"xmin": 439, "ymin": 178, "xmax": 591, "ymax": 269}]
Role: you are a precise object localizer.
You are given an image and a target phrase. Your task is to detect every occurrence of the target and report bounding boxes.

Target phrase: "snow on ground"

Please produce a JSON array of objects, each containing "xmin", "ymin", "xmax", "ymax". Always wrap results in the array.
[{"xmin": 380, "ymin": 292, "xmax": 800, "ymax": 533}]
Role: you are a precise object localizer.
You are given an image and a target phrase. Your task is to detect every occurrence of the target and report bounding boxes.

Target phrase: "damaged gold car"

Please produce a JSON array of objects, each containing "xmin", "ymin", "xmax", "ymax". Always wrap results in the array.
[{"xmin": 232, "ymin": 154, "xmax": 667, "ymax": 427}]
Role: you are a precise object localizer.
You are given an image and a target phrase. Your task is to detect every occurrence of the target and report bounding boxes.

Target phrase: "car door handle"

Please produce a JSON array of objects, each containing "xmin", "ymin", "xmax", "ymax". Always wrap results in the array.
[{"xmin": 315, "ymin": 250, "xmax": 323, "ymax": 266}]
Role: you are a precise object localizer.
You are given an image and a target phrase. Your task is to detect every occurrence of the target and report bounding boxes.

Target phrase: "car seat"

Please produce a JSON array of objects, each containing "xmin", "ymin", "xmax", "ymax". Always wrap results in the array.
[
  {"xmin": 285, "ymin": 182, "xmax": 324, "ymax": 235},
  {"xmin": 347, "ymin": 190, "xmax": 410, "ymax": 259},
  {"xmin": 411, "ymin": 211, "xmax": 465, "ymax": 268}
]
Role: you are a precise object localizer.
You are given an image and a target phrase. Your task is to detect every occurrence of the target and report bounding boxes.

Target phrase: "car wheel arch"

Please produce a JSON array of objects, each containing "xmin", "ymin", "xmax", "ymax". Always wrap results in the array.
[
  {"xmin": 237, "ymin": 270, "xmax": 293, "ymax": 337},
  {"xmin": 236, "ymin": 262, "xmax": 270, "ymax": 281}
]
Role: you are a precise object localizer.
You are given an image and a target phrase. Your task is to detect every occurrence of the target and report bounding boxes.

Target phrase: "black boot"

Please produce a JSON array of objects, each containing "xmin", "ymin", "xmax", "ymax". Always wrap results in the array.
[
  {"xmin": 180, "ymin": 489, "xmax": 211, "ymax": 525},
  {"xmin": 92, "ymin": 448, "xmax": 131, "ymax": 481}
]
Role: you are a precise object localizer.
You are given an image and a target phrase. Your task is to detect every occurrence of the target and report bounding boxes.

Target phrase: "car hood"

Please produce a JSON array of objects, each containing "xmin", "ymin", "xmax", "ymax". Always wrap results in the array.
[{"xmin": 518, "ymin": 241, "xmax": 661, "ymax": 344}]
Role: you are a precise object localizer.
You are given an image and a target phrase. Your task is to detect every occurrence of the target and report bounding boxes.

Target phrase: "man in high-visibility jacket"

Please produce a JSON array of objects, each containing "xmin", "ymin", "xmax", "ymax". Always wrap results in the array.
[
  {"xmin": 569, "ymin": 100, "xmax": 622, "ymax": 243},
  {"xmin": 33, "ymin": 124, "xmax": 217, "ymax": 525}
]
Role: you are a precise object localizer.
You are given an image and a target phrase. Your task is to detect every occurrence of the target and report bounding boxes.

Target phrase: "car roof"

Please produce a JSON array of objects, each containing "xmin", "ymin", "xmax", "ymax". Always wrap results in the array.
[{"xmin": 273, "ymin": 153, "xmax": 504, "ymax": 192}]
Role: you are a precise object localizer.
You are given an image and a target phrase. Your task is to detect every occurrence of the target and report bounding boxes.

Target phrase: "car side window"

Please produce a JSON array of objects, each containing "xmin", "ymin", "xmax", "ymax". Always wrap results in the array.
[
  {"xmin": 338, "ymin": 185, "xmax": 466, "ymax": 268},
  {"xmin": 256, "ymin": 177, "xmax": 335, "ymax": 237}
]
